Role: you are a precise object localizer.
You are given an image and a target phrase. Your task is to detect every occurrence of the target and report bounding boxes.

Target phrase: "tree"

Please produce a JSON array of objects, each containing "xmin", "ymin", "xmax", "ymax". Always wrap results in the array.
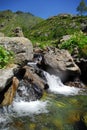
[{"xmin": 77, "ymin": 0, "xmax": 87, "ymax": 16}]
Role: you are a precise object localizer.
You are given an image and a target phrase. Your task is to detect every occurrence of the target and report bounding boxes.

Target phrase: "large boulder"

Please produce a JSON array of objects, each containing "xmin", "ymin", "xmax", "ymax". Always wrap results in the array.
[
  {"xmin": 0, "ymin": 37, "xmax": 33, "ymax": 65},
  {"xmin": 43, "ymin": 48, "xmax": 81, "ymax": 82}
]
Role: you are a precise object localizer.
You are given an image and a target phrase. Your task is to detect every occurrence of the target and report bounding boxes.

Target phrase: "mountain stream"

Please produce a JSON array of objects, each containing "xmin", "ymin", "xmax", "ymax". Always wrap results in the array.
[{"xmin": 0, "ymin": 67, "xmax": 87, "ymax": 130}]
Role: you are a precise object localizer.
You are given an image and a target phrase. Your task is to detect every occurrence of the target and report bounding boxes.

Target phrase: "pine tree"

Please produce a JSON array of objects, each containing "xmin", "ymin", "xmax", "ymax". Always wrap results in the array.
[{"xmin": 77, "ymin": 0, "xmax": 87, "ymax": 16}]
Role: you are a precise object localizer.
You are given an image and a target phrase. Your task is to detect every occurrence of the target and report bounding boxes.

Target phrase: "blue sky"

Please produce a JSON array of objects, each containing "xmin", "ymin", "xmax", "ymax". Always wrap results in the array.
[{"xmin": 0, "ymin": 0, "xmax": 87, "ymax": 19}]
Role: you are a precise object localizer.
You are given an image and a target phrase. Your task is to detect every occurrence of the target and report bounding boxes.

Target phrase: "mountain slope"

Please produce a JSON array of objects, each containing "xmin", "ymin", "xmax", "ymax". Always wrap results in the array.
[
  {"xmin": 0, "ymin": 10, "xmax": 43, "ymax": 36},
  {"xmin": 28, "ymin": 14, "xmax": 87, "ymax": 44}
]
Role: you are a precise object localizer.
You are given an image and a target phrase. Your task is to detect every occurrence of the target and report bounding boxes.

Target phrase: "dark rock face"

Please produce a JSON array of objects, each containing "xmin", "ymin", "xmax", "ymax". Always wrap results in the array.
[{"xmin": 77, "ymin": 59, "xmax": 87, "ymax": 84}]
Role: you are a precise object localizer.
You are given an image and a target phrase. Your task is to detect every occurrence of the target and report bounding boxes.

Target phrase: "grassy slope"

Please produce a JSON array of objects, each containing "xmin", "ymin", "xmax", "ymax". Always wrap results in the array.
[
  {"xmin": 0, "ymin": 10, "xmax": 43, "ymax": 37},
  {"xmin": 0, "ymin": 11, "xmax": 87, "ymax": 48},
  {"xmin": 28, "ymin": 15, "xmax": 87, "ymax": 44}
]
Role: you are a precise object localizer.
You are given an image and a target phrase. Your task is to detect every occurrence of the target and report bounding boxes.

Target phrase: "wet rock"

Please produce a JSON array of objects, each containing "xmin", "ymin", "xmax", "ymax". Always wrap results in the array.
[
  {"xmin": 65, "ymin": 78, "xmax": 85, "ymax": 88},
  {"xmin": 23, "ymin": 66, "xmax": 49, "ymax": 90},
  {"xmin": 14, "ymin": 65, "xmax": 48, "ymax": 101},
  {"xmin": 43, "ymin": 48, "xmax": 81, "ymax": 82},
  {"xmin": 0, "ymin": 37, "xmax": 33, "ymax": 65},
  {"xmin": 0, "ymin": 77, "xmax": 19, "ymax": 106},
  {"xmin": 17, "ymin": 79, "xmax": 43, "ymax": 101}
]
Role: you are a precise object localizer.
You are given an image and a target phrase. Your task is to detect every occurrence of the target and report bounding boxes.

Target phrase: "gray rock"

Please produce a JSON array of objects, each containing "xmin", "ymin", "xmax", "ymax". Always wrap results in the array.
[
  {"xmin": 0, "ymin": 65, "xmax": 18, "ymax": 91},
  {"xmin": 43, "ymin": 48, "xmax": 81, "ymax": 82},
  {"xmin": 12, "ymin": 27, "xmax": 24, "ymax": 37},
  {"xmin": 0, "ymin": 37, "xmax": 33, "ymax": 65},
  {"xmin": 60, "ymin": 35, "xmax": 71, "ymax": 42}
]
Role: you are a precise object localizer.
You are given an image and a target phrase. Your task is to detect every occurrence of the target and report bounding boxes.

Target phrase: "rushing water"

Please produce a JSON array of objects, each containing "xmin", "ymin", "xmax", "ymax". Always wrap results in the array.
[{"xmin": 0, "ymin": 72, "xmax": 87, "ymax": 130}]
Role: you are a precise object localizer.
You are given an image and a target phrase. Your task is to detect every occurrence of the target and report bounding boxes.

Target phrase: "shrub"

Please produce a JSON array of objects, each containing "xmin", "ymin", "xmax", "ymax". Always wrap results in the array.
[
  {"xmin": 59, "ymin": 32, "xmax": 87, "ymax": 58},
  {"xmin": 0, "ymin": 45, "xmax": 14, "ymax": 68}
]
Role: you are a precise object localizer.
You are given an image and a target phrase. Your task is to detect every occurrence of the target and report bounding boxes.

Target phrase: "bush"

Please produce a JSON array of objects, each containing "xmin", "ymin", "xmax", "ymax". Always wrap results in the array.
[
  {"xmin": 0, "ymin": 45, "xmax": 14, "ymax": 68},
  {"xmin": 59, "ymin": 32, "xmax": 87, "ymax": 58}
]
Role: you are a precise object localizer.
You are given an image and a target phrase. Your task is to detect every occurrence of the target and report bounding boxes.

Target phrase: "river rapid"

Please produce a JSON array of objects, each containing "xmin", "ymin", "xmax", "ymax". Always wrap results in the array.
[{"xmin": 0, "ymin": 70, "xmax": 87, "ymax": 130}]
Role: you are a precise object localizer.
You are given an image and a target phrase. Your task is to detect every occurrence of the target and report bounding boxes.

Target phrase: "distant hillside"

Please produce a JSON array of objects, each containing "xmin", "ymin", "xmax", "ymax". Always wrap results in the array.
[
  {"xmin": 0, "ymin": 10, "xmax": 43, "ymax": 36},
  {"xmin": 1, "ymin": 11, "xmax": 87, "ymax": 48},
  {"xmin": 28, "ymin": 14, "xmax": 87, "ymax": 45}
]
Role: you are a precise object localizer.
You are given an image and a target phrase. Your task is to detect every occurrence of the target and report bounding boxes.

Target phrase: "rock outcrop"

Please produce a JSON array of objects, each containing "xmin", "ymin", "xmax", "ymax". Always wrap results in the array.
[
  {"xmin": 0, "ymin": 37, "xmax": 33, "ymax": 65},
  {"xmin": 12, "ymin": 27, "xmax": 24, "ymax": 37},
  {"xmin": 42, "ymin": 48, "xmax": 81, "ymax": 82}
]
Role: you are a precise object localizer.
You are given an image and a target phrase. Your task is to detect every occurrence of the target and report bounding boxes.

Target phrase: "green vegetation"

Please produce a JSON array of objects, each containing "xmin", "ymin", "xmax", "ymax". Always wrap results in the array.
[
  {"xmin": 0, "ymin": 10, "xmax": 87, "ymax": 53},
  {"xmin": 59, "ymin": 32, "xmax": 87, "ymax": 58},
  {"xmin": 0, "ymin": 45, "xmax": 14, "ymax": 68},
  {"xmin": 27, "ymin": 15, "xmax": 87, "ymax": 45},
  {"xmin": 77, "ymin": 0, "xmax": 87, "ymax": 16},
  {"xmin": 0, "ymin": 10, "xmax": 43, "ymax": 37}
]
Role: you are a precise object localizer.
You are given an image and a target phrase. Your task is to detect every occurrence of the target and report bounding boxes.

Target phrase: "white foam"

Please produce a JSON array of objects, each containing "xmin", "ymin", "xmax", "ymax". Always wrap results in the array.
[
  {"xmin": 12, "ymin": 100, "xmax": 48, "ymax": 116},
  {"xmin": 27, "ymin": 62, "xmax": 37, "ymax": 66},
  {"xmin": 44, "ymin": 72, "xmax": 80, "ymax": 95},
  {"xmin": 0, "ymin": 117, "xmax": 6, "ymax": 123}
]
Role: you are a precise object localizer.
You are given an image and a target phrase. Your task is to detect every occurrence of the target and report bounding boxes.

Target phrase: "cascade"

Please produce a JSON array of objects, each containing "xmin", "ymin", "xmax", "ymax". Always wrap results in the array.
[
  {"xmin": 44, "ymin": 71, "xmax": 80, "ymax": 96},
  {"xmin": 0, "ymin": 70, "xmax": 81, "ymax": 117},
  {"xmin": 0, "ymin": 61, "xmax": 86, "ymax": 130}
]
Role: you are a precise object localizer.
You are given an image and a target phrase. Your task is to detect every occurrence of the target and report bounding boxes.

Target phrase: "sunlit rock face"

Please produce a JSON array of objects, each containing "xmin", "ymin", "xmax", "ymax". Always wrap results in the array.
[
  {"xmin": 0, "ymin": 37, "xmax": 33, "ymax": 65},
  {"xmin": 43, "ymin": 48, "xmax": 81, "ymax": 82},
  {"xmin": 0, "ymin": 77, "xmax": 19, "ymax": 106}
]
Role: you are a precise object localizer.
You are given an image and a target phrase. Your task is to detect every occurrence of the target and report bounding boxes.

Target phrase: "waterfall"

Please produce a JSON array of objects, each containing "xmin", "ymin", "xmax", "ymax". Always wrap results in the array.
[
  {"xmin": 0, "ymin": 68, "xmax": 86, "ymax": 130},
  {"xmin": 10, "ymin": 71, "xmax": 81, "ymax": 116},
  {"xmin": 44, "ymin": 71, "xmax": 80, "ymax": 96}
]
